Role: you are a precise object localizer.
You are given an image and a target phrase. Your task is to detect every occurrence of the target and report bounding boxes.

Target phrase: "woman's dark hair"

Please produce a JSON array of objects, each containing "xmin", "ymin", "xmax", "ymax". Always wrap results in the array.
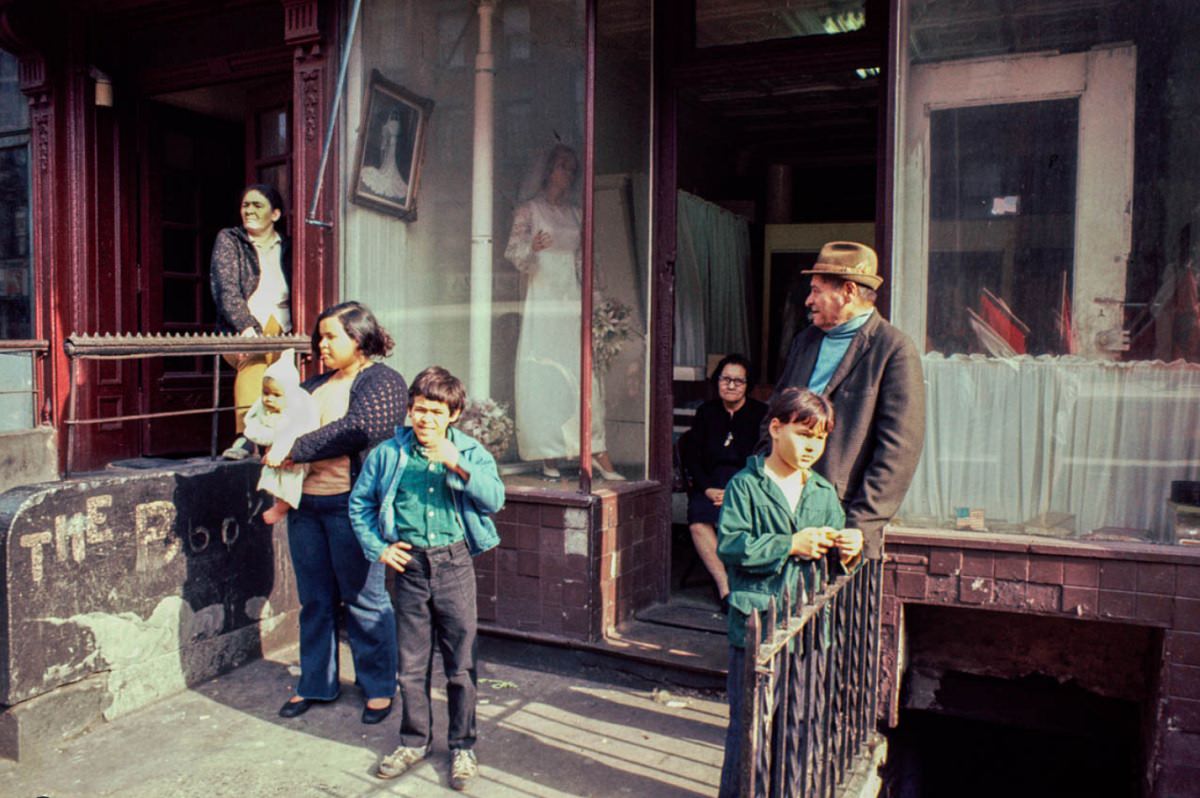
[
  {"xmin": 709, "ymin": 353, "xmax": 755, "ymax": 390},
  {"xmin": 311, "ymin": 301, "xmax": 395, "ymax": 359},
  {"xmin": 410, "ymin": 365, "xmax": 467, "ymax": 415},
  {"xmin": 241, "ymin": 183, "xmax": 287, "ymax": 233},
  {"xmin": 242, "ymin": 183, "xmax": 285, "ymax": 214},
  {"xmin": 766, "ymin": 387, "xmax": 835, "ymax": 433}
]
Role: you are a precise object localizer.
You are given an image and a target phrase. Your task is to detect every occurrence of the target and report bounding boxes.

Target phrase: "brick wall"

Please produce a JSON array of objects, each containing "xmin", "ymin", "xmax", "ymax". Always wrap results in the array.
[
  {"xmin": 477, "ymin": 483, "xmax": 669, "ymax": 642},
  {"xmin": 881, "ymin": 529, "xmax": 1200, "ymax": 798},
  {"xmin": 596, "ymin": 485, "xmax": 671, "ymax": 634},
  {"xmin": 478, "ymin": 494, "xmax": 594, "ymax": 639}
]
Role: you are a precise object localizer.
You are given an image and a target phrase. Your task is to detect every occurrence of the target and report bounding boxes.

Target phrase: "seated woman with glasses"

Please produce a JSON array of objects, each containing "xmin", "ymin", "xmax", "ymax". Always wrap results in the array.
[{"xmin": 678, "ymin": 354, "xmax": 767, "ymax": 610}]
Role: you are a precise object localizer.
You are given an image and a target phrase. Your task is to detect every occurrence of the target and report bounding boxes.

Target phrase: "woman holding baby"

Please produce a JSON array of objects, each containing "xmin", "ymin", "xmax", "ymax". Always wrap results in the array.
[{"xmin": 264, "ymin": 301, "xmax": 406, "ymax": 726}]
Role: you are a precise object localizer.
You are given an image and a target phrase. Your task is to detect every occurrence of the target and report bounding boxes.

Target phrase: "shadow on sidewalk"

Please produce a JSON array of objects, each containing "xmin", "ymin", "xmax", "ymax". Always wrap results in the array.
[{"xmin": 179, "ymin": 644, "xmax": 727, "ymax": 797}]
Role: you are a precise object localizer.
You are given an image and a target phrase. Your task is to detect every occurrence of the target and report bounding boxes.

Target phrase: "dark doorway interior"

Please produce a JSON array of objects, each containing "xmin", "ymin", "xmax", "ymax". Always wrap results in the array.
[
  {"xmin": 137, "ymin": 78, "xmax": 291, "ymax": 457},
  {"xmin": 139, "ymin": 100, "xmax": 243, "ymax": 456},
  {"xmin": 883, "ymin": 604, "xmax": 1152, "ymax": 798},
  {"xmin": 886, "ymin": 676, "xmax": 1141, "ymax": 798},
  {"xmin": 666, "ymin": 37, "xmax": 882, "ymax": 618}
]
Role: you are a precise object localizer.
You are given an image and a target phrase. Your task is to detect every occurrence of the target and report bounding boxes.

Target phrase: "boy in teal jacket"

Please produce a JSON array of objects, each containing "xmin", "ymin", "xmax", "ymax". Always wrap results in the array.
[
  {"xmin": 715, "ymin": 387, "xmax": 862, "ymax": 798},
  {"xmin": 349, "ymin": 366, "xmax": 504, "ymax": 791}
]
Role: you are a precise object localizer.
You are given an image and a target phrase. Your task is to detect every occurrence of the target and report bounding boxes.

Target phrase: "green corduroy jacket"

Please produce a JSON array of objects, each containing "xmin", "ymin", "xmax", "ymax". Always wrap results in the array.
[{"xmin": 717, "ymin": 455, "xmax": 849, "ymax": 649}]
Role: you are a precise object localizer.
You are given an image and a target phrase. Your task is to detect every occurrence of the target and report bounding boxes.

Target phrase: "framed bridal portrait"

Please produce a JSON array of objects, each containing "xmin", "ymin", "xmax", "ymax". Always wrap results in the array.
[{"xmin": 351, "ymin": 71, "xmax": 434, "ymax": 221}]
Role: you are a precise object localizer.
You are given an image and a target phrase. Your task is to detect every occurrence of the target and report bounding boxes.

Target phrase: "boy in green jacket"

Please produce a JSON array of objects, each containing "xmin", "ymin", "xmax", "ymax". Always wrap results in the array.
[{"xmin": 716, "ymin": 387, "xmax": 862, "ymax": 798}]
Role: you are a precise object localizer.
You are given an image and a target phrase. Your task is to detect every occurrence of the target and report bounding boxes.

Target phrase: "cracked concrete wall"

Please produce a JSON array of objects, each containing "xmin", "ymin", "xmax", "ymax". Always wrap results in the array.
[
  {"xmin": 0, "ymin": 460, "xmax": 299, "ymax": 741},
  {"xmin": 0, "ymin": 428, "xmax": 57, "ymax": 496}
]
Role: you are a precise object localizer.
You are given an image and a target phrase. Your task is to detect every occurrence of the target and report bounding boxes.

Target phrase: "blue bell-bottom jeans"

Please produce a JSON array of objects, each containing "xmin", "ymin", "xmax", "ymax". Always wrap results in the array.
[{"xmin": 287, "ymin": 492, "xmax": 397, "ymax": 701}]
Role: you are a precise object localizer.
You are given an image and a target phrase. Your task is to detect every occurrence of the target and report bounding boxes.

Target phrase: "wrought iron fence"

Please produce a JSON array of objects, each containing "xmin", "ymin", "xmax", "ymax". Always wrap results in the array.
[
  {"xmin": 63, "ymin": 332, "xmax": 311, "ymax": 476},
  {"xmin": 737, "ymin": 529, "xmax": 884, "ymax": 798}
]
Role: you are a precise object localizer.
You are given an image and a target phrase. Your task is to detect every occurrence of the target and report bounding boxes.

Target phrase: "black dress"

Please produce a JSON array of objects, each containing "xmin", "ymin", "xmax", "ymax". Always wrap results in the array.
[{"xmin": 679, "ymin": 398, "xmax": 768, "ymax": 525}]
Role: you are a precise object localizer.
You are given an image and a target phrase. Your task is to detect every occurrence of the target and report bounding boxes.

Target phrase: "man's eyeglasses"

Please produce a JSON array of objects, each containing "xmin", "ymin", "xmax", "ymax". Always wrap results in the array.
[{"xmin": 718, "ymin": 377, "xmax": 747, "ymax": 387}]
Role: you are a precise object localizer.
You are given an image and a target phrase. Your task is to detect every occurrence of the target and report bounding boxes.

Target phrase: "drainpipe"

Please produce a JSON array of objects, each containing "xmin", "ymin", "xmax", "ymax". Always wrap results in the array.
[{"xmin": 469, "ymin": 0, "xmax": 497, "ymax": 397}]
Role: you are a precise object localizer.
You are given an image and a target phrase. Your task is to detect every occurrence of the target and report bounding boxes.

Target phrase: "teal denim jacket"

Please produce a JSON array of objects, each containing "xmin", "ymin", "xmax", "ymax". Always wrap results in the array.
[
  {"xmin": 349, "ymin": 427, "xmax": 505, "ymax": 562},
  {"xmin": 717, "ymin": 455, "xmax": 848, "ymax": 648}
]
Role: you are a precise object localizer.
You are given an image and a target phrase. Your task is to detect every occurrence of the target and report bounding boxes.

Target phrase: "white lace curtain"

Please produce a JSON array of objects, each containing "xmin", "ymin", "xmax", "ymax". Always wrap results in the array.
[
  {"xmin": 675, "ymin": 191, "xmax": 752, "ymax": 369},
  {"xmin": 901, "ymin": 354, "xmax": 1200, "ymax": 539}
]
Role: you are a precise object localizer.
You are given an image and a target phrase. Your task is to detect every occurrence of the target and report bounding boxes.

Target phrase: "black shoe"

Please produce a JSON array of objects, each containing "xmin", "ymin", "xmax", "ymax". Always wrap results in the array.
[
  {"xmin": 362, "ymin": 700, "xmax": 393, "ymax": 725},
  {"xmin": 278, "ymin": 697, "xmax": 314, "ymax": 718}
]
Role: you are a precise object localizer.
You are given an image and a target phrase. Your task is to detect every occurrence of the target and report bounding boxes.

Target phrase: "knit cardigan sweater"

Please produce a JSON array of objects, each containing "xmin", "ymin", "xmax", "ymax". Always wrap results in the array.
[
  {"xmin": 289, "ymin": 363, "xmax": 408, "ymax": 484},
  {"xmin": 210, "ymin": 226, "xmax": 293, "ymax": 335}
]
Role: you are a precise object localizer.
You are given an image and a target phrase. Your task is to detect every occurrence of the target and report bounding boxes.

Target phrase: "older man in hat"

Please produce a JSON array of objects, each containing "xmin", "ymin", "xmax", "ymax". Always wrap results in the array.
[{"xmin": 773, "ymin": 241, "xmax": 925, "ymax": 542}]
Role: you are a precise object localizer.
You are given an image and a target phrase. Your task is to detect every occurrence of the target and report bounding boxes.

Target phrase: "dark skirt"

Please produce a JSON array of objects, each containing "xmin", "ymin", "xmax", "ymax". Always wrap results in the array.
[
  {"xmin": 686, "ymin": 463, "xmax": 742, "ymax": 525},
  {"xmin": 687, "ymin": 491, "xmax": 721, "ymax": 525}
]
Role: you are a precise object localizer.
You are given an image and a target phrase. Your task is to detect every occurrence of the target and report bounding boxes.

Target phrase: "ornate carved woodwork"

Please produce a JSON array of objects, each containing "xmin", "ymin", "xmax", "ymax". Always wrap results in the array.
[
  {"xmin": 289, "ymin": 22, "xmax": 335, "ymax": 340},
  {"xmin": 282, "ymin": 0, "xmax": 319, "ymax": 46}
]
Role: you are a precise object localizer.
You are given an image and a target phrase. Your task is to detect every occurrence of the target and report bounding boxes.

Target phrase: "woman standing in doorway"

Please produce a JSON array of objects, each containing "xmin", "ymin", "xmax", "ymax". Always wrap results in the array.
[
  {"xmin": 210, "ymin": 183, "xmax": 292, "ymax": 459},
  {"xmin": 679, "ymin": 354, "xmax": 766, "ymax": 608},
  {"xmin": 504, "ymin": 144, "xmax": 623, "ymax": 481},
  {"xmin": 264, "ymin": 301, "xmax": 405, "ymax": 725}
]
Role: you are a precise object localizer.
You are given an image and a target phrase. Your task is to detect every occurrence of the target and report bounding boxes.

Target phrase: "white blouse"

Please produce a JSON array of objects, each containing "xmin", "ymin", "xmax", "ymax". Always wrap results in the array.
[{"xmin": 246, "ymin": 233, "xmax": 291, "ymax": 333}]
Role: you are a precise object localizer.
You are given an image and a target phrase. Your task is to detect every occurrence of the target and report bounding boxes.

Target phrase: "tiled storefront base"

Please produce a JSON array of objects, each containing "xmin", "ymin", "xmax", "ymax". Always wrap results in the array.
[
  {"xmin": 476, "ymin": 482, "xmax": 670, "ymax": 643},
  {"xmin": 882, "ymin": 528, "xmax": 1200, "ymax": 797}
]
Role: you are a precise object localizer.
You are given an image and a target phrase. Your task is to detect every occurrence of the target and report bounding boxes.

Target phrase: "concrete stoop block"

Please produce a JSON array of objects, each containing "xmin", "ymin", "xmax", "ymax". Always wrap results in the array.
[
  {"xmin": 0, "ymin": 612, "xmax": 300, "ymax": 763},
  {"xmin": 0, "ymin": 674, "xmax": 109, "ymax": 766},
  {"xmin": 0, "ymin": 459, "xmax": 303, "ymax": 763},
  {"xmin": 0, "ymin": 427, "xmax": 57, "ymax": 496}
]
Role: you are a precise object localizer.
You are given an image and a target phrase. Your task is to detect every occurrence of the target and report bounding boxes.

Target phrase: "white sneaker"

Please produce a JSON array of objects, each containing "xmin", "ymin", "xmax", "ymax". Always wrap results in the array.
[
  {"xmin": 377, "ymin": 743, "xmax": 431, "ymax": 780},
  {"xmin": 449, "ymin": 748, "xmax": 478, "ymax": 791}
]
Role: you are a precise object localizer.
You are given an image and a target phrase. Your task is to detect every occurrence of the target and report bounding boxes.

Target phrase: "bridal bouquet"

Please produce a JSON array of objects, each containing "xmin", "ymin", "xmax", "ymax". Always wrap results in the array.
[
  {"xmin": 592, "ymin": 297, "xmax": 642, "ymax": 373},
  {"xmin": 456, "ymin": 398, "xmax": 515, "ymax": 461}
]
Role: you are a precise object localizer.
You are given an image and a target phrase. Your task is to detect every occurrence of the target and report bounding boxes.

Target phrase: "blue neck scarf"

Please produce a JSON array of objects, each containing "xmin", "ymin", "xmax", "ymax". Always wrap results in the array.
[{"xmin": 807, "ymin": 309, "xmax": 873, "ymax": 394}]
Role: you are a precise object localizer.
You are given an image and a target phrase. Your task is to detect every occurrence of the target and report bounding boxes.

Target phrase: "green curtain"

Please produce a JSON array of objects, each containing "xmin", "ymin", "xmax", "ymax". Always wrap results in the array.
[{"xmin": 675, "ymin": 191, "xmax": 752, "ymax": 369}]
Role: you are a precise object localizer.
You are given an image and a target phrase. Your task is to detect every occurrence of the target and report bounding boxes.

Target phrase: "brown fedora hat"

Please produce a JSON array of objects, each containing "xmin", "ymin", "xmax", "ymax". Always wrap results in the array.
[{"xmin": 801, "ymin": 241, "xmax": 882, "ymax": 290}]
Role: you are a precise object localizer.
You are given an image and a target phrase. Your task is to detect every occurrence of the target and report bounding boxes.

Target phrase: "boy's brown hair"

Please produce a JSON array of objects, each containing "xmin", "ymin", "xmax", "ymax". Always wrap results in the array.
[
  {"xmin": 766, "ymin": 387, "xmax": 835, "ymax": 433},
  {"xmin": 409, "ymin": 366, "xmax": 467, "ymax": 414}
]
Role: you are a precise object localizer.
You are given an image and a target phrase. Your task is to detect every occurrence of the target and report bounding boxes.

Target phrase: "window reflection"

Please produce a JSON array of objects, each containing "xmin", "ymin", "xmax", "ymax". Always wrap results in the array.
[
  {"xmin": 927, "ymin": 100, "xmax": 1078, "ymax": 357},
  {"xmin": 896, "ymin": 0, "xmax": 1200, "ymax": 543},
  {"xmin": 343, "ymin": 0, "xmax": 651, "ymax": 488},
  {"xmin": 0, "ymin": 142, "xmax": 31, "ymax": 340},
  {"xmin": 0, "ymin": 49, "xmax": 33, "ymax": 431}
]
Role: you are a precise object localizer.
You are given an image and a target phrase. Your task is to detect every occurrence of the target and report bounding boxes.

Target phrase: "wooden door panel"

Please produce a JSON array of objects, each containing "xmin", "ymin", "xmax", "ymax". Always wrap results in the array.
[{"xmin": 140, "ymin": 102, "xmax": 243, "ymax": 456}]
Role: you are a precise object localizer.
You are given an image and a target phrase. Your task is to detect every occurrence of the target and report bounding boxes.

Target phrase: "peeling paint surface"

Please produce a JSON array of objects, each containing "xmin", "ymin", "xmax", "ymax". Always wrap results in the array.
[{"xmin": 0, "ymin": 461, "xmax": 298, "ymax": 705}]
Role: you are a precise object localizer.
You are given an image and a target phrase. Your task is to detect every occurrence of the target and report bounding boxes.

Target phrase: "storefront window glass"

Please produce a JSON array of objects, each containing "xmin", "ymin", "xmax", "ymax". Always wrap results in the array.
[
  {"xmin": 342, "ymin": 0, "xmax": 651, "ymax": 489},
  {"xmin": 893, "ymin": 0, "xmax": 1200, "ymax": 543},
  {"xmin": 595, "ymin": 0, "xmax": 653, "ymax": 484},
  {"xmin": 0, "ymin": 48, "xmax": 34, "ymax": 431}
]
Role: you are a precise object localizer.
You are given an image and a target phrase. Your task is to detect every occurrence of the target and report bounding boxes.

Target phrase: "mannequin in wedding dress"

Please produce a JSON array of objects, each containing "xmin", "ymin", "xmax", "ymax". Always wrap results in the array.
[{"xmin": 504, "ymin": 144, "xmax": 623, "ymax": 481}]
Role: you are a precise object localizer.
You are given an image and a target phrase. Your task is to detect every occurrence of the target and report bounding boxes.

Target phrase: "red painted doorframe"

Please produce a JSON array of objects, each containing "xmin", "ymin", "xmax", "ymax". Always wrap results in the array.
[{"xmin": 0, "ymin": 0, "xmax": 338, "ymax": 473}]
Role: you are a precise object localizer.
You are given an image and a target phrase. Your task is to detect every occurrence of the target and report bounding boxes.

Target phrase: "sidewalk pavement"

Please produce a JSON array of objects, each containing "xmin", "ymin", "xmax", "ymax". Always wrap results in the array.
[{"xmin": 1, "ymin": 639, "xmax": 728, "ymax": 797}]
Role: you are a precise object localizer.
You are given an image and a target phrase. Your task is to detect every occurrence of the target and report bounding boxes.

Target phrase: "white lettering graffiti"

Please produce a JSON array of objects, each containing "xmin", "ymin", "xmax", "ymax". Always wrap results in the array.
[
  {"xmin": 19, "ymin": 531, "xmax": 52, "ymax": 582},
  {"xmin": 85, "ymin": 495, "xmax": 114, "ymax": 543},
  {"xmin": 16, "ymin": 493, "xmax": 245, "ymax": 584},
  {"xmin": 135, "ymin": 501, "xmax": 180, "ymax": 573}
]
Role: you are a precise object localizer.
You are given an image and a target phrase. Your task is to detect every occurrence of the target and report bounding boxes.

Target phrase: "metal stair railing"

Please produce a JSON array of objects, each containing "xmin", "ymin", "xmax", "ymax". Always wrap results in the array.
[{"xmin": 63, "ymin": 332, "xmax": 311, "ymax": 476}]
